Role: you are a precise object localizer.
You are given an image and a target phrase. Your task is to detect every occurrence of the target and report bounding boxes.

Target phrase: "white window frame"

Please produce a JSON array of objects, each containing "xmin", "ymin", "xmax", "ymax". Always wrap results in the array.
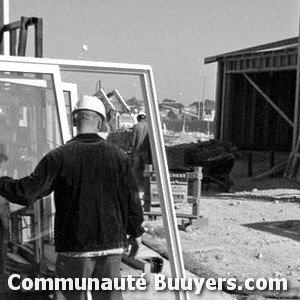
[
  {"xmin": 0, "ymin": 55, "xmax": 189, "ymax": 300},
  {"xmin": 62, "ymin": 82, "xmax": 79, "ymax": 136},
  {"xmin": 62, "ymin": 82, "xmax": 78, "ymax": 111},
  {"xmin": 0, "ymin": 61, "xmax": 71, "ymax": 143}
]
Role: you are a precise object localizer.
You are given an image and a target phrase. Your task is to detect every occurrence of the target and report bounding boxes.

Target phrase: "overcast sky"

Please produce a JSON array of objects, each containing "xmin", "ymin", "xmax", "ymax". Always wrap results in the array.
[{"xmin": 9, "ymin": 0, "xmax": 299, "ymax": 104}]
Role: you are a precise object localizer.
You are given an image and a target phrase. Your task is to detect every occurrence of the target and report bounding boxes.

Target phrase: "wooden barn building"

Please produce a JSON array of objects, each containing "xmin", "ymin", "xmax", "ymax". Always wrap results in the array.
[{"xmin": 205, "ymin": 37, "xmax": 300, "ymax": 151}]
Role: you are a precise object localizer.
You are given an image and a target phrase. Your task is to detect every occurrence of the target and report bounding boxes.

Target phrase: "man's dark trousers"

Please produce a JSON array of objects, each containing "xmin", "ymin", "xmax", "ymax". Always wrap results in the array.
[{"xmin": 54, "ymin": 254, "xmax": 123, "ymax": 300}]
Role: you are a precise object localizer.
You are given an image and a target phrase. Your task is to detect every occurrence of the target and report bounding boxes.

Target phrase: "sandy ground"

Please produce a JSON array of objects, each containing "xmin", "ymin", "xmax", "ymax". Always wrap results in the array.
[{"xmin": 141, "ymin": 151, "xmax": 300, "ymax": 299}]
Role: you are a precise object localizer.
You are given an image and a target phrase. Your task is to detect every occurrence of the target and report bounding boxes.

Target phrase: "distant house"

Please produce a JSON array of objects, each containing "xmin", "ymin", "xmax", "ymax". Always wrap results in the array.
[
  {"xmin": 185, "ymin": 105, "xmax": 198, "ymax": 115},
  {"xmin": 182, "ymin": 107, "xmax": 199, "ymax": 121},
  {"xmin": 158, "ymin": 101, "xmax": 184, "ymax": 120},
  {"xmin": 189, "ymin": 99, "xmax": 215, "ymax": 121}
]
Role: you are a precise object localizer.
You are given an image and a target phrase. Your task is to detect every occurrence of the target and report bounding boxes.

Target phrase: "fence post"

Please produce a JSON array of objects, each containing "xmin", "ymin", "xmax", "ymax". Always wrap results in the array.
[
  {"xmin": 192, "ymin": 167, "xmax": 202, "ymax": 217},
  {"xmin": 270, "ymin": 151, "xmax": 275, "ymax": 177},
  {"xmin": 248, "ymin": 152, "xmax": 253, "ymax": 177},
  {"xmin": 187, "ymin": 166, "xmax": 202, "ymax": 218}
]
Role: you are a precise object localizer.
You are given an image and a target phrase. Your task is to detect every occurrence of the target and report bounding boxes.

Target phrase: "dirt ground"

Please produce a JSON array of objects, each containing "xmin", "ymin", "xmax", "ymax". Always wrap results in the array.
[{"xmin": 141, "ymin": 151, "xmax": 300, "ymax": 299}]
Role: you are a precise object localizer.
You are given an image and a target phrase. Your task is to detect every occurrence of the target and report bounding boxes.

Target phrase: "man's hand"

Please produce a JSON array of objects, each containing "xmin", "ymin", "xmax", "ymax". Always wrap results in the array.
[{"xmin": 127, "ymin": 236, "xmax": 141, "ymax": 258}]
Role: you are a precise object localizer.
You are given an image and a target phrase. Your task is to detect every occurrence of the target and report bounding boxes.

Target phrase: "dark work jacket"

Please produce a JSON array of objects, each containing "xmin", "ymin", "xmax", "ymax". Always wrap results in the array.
[{"xmin": 0, "ymin": 134, "xmax": 144, "ymax": 252}]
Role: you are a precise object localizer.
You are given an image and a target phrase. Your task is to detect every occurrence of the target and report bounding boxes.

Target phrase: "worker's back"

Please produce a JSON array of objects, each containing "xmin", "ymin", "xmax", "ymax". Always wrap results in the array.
[{"xmin": 50, "ymin": 133, "xmax": 141, "ymax": 252}]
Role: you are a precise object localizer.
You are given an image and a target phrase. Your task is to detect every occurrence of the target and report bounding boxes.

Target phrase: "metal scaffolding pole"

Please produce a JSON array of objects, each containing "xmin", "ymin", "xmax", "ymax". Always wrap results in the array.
[{"xmin": 0, "ymin": 0, "xmax": 9, "ymax": 55}]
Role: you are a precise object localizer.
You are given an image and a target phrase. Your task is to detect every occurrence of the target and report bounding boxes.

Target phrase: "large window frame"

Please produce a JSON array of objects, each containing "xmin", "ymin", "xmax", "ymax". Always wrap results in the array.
[
  {"xmin": 0, "ymin": 55, "xmax": 189, "ymax": 300},
  {"xmin": 0, "ymin": 60, "xmax": 71, "ymax": 143}
]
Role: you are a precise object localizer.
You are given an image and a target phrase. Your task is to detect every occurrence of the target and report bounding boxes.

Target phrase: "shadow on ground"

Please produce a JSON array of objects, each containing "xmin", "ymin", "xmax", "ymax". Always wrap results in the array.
[{"xmin": 243, "ymin": 219, "xmax": 300, "ymax": 242}]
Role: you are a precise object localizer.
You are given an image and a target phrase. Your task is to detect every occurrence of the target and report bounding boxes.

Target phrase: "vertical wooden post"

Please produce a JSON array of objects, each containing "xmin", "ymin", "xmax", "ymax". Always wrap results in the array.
[
  {"xmin": 248, "ymin": 151, "xmax": 253, "ymax": 177},
  {"xmin": 33, "ymin": 201, "xmax": 43, "ymax": 270},
  {"xmin": 17, "ymin": 16, "xmax": 28, "ymax": 56},
  {"xmin": 0, "ymin": 0, "xmax": 9, "ymax": 55},
  {"xmin": 201, "ymin": 76, "xmax": 206, "ymax": 121},
  {"xmin": 270, "ymin": 151, "xmax": 275, "ymax": 177},
  {"xmin": 192, "ymin": 167, "xmax": 202, "ymax": 217},
  {"xmin": 9, "ymin": 29, "xmax": 16, "ymax": 55},
  {"xmin": 250, "ymin": 80, "xmax": 257, "ymax": 146},
  {"xmin": 292, "ymin": 2, "xmax": 300, "ymax": 149},
  {"xmin": 226, "ymin": 68, "xmax": 233, "ymax": 141},
  {"xmin": 0, "ymin": 1, "xmax": 4, "ymax": 55},
  {"xmin": 215, "ymin": 61, "xmax": 224, "ymax": 139},
  {"xmin": 221, "ymin": 62, "xmax": 231, "ymax": 140},
  {"xmin": 270, "ymin": 151, "xmax": 275, "ymax": 169},
  {"xmin": 34, "ymin": 17, "xmax": 43, "ymax": 57}
]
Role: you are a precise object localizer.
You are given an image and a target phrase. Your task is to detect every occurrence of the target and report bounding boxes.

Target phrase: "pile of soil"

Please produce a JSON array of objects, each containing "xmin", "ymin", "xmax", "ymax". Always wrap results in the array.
[{"xmin": 141, "ymin": 151, "xmax": 300, "ymax": 299}]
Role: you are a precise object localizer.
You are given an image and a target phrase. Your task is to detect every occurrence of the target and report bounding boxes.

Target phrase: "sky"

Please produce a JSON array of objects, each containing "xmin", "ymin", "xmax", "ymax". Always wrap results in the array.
[{"xmin": 9, "ymin": 0, "xmax": 300, "ymax": 105}]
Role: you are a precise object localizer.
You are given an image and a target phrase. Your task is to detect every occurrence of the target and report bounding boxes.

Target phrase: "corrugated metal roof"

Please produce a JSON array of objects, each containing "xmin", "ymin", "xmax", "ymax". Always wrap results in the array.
[{"xmin": 205, "ymin": 37, "xmax": 298, "ymax": 64}]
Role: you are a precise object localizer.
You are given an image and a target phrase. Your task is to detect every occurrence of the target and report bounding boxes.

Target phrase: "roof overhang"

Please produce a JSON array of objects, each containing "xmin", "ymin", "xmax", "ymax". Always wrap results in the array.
[
  {"xmin": 205, "ymin": 37, "xmax": 299, "ymax": 73},
  {"xmin": 205, "ymin": 36, "xmax": 298, "ymax": 64}
]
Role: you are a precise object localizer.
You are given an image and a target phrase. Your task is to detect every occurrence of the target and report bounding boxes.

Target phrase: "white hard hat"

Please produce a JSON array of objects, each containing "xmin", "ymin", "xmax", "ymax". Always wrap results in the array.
[{"xmin": 73, "ymin": 95, "xmax": 106, "ymax": 119}]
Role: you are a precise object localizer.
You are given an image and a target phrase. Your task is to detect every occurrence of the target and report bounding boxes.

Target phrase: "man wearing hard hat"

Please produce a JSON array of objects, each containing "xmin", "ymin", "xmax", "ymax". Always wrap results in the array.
[{"xmin": 0, "ymin": 95, "xmax": 144, "ymax": 300}]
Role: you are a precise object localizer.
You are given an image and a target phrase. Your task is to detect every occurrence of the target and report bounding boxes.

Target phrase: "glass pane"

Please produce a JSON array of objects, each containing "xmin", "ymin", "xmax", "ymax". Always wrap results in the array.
[
  {"xmin": 61, "ymin": 71, "xmax": 143, "ymax": 145},
  {"xmin": 63, "ymin": 90, "xmax": 73, "ymax": 136},
  {"xmin": 0, "ymin": 72, "xmax": 62, "ymax": 181},
  {"xmin": 0, "ymin": 71, "xmax": 62, "ymax": 246},
  {"xmin": 0, "ymin": 59, "xmax": 189, "ymax": 289}
]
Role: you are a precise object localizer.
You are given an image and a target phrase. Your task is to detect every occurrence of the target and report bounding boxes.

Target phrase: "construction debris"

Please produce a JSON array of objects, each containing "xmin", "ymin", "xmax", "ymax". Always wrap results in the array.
[
  {"xmin": 107, "ymin": 132, "xmax": 237, "ymax": 191},
  {"xmin": 253, "ymin": 161, "xmax": 286, "ymax": 180},
  {"xmin": 166, "ymin": 139, "xmax": 238, "ymax": 191}
]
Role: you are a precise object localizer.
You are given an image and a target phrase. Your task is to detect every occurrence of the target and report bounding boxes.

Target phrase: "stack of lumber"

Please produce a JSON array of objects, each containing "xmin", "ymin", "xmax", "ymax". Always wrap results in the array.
[
  {"xmin": 106, "ymin": 132, "xmax": 237, "ymax": 186},
  {"xmin": 166, "ymin": 139, "xmax": 238, "ymax": 176}
]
